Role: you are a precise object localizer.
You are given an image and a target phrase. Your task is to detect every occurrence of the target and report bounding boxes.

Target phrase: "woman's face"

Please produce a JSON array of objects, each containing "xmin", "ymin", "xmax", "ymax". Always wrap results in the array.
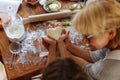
[{"xmin": 82, "ymin": 32, "xmax": 111, "ymax": 51}]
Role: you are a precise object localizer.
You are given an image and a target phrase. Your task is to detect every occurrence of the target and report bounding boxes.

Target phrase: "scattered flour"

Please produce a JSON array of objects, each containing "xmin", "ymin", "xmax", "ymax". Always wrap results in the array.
[
  {"xmin": 16, "ymin": 28, "xmax": 48, "ymax": 64},
  {"xmin": 12, "ymin": 20, "xmax": 85, "ymax": 65},
  {"xmin": 66, "ymin": 27, "xmax": 83, "ymax": 45}
]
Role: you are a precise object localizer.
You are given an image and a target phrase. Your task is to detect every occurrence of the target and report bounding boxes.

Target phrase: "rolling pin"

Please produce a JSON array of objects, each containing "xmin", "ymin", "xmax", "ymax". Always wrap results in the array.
[{"xmin": 23, "ymin": 10, "xmax": 80, "ymax": 23}]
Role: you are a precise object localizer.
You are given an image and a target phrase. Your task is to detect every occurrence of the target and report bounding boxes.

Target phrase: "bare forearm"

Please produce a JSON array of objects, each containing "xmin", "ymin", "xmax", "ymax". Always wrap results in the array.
[
  {"xmin": 57, "ymin": 38, "xmax": 88, "ymax": 68},
  {"xmin": 47, "ymin": 45, "xmax": 56, "ymax": 65},
  {"xmin": 67, "ymin": 44, "xmax": 93, "ymax": 62},
  {"xmin": 58, "ymin": 41, "xmax": 70, "ymax": 58},
  {"xmin": 70, "ymin": 54, "xmax": 88, "ymax": 68}
]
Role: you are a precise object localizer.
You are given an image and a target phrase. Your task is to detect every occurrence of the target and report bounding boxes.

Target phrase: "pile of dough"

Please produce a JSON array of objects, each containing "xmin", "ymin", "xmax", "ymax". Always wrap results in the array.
[{"xmin": 46, "ymin": 27, "xmax": 62, "ymax": 40}]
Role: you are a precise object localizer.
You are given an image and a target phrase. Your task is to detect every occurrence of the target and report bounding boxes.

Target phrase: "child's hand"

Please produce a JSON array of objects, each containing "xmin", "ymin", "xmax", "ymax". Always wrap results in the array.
[
  {"xmin": 42, "ymin": 37, "xmax": 56, "ymax": 50},
  {"xmin": 57, "ymin": 29, "xmax": 69, "ymax": 42}
]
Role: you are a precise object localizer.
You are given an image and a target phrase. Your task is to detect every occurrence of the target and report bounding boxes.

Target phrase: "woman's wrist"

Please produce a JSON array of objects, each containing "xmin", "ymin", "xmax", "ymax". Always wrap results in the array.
[{"xmin": 66, "ymin": 42, "xmax": 72, "ymax": 50}]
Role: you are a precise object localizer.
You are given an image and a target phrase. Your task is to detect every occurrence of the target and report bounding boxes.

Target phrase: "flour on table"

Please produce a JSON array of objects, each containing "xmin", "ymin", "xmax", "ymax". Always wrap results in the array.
[{"xmin": 16, "ymin": 29, "xmax": 48, "ymax": 64}]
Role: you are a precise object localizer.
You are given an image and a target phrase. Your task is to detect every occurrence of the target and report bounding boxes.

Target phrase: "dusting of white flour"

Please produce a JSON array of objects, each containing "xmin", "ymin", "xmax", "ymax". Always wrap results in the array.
[{"xmin": 16, "ymin": 28, "xmax": 48, "ymax": 64}]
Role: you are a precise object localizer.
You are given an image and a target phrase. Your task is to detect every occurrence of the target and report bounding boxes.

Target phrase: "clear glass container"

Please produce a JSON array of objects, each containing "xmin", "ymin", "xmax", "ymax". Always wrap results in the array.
[{"xmin": 2, "ymin": 14, "xmax": 25, "ymax": 42}]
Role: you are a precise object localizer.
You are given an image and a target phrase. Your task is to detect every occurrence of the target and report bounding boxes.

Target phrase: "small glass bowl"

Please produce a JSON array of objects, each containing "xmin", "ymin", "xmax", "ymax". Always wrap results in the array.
[{"xmin": 43, "ymin": 0, "xmax": 61, "ymax": 12}]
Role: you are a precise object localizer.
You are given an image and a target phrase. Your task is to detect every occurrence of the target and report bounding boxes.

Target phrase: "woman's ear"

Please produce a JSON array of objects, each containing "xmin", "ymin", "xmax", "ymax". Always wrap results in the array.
[{"xmin": 107, "ymin": 28, "xmax": 116, "ymax": 40}]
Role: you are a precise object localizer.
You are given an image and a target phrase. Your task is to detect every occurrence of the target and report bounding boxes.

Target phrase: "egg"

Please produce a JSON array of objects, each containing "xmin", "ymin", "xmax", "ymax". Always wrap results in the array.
[{"xmin": 49, "ymin": 3, "xmax": 59, "ymax": 11}]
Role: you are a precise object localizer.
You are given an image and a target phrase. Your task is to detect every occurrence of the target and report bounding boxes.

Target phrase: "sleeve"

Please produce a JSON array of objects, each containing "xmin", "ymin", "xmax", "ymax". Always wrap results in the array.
[
  {"xmin": 82, "ymin": 63, "xmax": 96, "ymax": 79},
  {"xmin": 90, "ymin": 48, "xmax": 110, "ymax": 62},
  {"xmin": 82, "ymin": 60, "xmax": 104, "ymax": 80}
]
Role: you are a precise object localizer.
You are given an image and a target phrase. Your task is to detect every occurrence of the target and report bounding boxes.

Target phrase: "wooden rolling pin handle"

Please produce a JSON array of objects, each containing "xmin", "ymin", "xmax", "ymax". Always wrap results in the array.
[{"xmin": 23, "ymin": 10, "xmax": 80, "ymax": 23}]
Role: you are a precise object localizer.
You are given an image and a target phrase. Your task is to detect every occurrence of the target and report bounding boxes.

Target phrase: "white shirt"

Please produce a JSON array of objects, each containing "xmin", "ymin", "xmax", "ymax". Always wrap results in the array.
[{"xmin": 84, "ymin": 50, "xmax": 120, "ymax": 80}]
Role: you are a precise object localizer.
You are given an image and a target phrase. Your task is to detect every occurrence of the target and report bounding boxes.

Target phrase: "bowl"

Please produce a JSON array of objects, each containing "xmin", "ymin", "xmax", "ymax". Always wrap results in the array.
[
  {"xmin": 3, "ymin": 14, "xmax": 25, "ymax": 42},
  {"xmin": 43, "ymin": 0, "xmax": 61, "ymax": 12}
]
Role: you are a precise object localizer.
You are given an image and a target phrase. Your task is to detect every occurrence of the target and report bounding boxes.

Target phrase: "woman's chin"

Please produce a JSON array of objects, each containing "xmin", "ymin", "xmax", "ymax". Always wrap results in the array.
[
  {"xmin": 89, "ymin": 46, "xmax": 99, "ymax": 51},
  {"xmin": 90, "ymin": 47, "xmax": 103, "ymax": 51}
]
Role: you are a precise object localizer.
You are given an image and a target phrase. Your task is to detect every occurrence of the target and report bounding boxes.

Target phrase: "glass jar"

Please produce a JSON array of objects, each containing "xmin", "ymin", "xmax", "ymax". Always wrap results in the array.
[{"xmin": 2, "ymin": 14, "xmax": 25, "ymax": 42}]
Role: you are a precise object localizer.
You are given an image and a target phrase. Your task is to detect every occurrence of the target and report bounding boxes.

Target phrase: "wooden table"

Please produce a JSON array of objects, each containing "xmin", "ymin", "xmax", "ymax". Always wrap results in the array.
[{"xmin": 0, "ymin": 0, "xmax": 76, "ymax": 80}]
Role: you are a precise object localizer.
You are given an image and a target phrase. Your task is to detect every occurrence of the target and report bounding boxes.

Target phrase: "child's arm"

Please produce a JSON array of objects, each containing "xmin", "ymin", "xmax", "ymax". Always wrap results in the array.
[
  {"xmin": 70, "ymin": 54, "xmax": 88, "ymax": 68},
  {"xmin": 57, "ymin": 32, "xmax": 88, "ymax": 68},
  {"xmin": 57, "ymin": 40, "xmax": 70, "ymax": 58},
  {"xmin": 57, "ymin": 31, "xmax": 70, "ymax": 57},
  {"xmin": 65, "ymin": 35, "xmax": 93, "ymax": 62},
  {"xmin": 42, "ymin": 37, "xmax": 57, "ymax": 65},
  {"xmin": 58, "ymin": 41, "xmax": 88, "ymax": 68}
]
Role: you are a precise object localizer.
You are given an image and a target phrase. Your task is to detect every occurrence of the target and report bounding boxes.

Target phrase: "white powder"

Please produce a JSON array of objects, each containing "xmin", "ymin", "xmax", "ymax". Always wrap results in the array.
[
  {"xmin": 49, "ymin": 3, "xmax": 59, "ymax": 11},
  {"xmin": 5, "ymin": 22, "xmax": 25, "ymax": 42},
  {"xmin": 66, "ymin": 27, "xmax": 83, "ymax": 45},
  {"xmin": 9, "ymin": 20, "xmax": 85, "ymax": 65},
  {"xmin": 16, "ymin": 28, "xmax": 48, "ymax": 64}
]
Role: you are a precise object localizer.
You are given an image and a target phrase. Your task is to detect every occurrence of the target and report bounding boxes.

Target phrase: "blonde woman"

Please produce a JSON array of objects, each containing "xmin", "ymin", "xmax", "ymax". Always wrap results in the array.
[
  {"xmin": 42, "ymin": 0, "xmax": 120, "ymax": 80},
  {"xmin": 57, "ymin": 0, "xmax": 120, "ymax": 80}
]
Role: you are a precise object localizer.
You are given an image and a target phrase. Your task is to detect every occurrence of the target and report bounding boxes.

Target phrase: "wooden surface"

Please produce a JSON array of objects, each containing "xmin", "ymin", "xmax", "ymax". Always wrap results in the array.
[{"xmin": 0, "ymin": 0, "xmax": 76, "ymax": 80}]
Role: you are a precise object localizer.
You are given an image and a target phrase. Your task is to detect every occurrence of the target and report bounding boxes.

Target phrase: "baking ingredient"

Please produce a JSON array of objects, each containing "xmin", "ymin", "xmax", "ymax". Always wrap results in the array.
[
  {"xmin": 18, "ymin": 29, "xmax": 47, "ymax": 64},
  {"xmin": 69, "ymin": 5, "xmax": 75, "ymax": 10},
  {"xmin": 5, "ymin": 22, "xmax": 25, "ymax": 42},
  {"xmin": 61, "ymin": 21, "xmax": 70, "ymax": 26},
  {"xmin": 46, "ymin": 27, "xmax": 62, "ymax": 40},
  {"xmin": 49, "ymin": 3, "xmax": 60, "ymax": 11}
]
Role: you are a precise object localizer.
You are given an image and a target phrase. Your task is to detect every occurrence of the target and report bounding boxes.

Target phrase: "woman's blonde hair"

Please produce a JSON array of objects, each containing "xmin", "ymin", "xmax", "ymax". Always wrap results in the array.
[{"xmin": 72, "ymin": 0, "xmax": 120, "ymax": 49}]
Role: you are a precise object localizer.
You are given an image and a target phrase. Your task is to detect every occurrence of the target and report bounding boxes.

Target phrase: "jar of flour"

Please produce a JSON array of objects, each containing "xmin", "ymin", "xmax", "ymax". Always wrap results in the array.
[{"xmin": 3, "ymin": 14, "xmax": 25, "ymax": 42}]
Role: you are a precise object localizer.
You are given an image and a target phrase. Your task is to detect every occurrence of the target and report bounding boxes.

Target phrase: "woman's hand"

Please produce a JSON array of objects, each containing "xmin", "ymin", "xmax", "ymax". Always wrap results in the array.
[
  {"xmin": 57, "ymin": 28, "xmax": 69, "ymax": 42},
  {"xmin": 64, "ymin": 34, "xmax": 72, "ymax": 49}
]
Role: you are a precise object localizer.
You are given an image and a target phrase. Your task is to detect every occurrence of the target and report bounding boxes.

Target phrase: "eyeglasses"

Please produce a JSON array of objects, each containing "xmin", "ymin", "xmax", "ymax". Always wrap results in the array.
[
  {"xmin": 82, "ymin": 34, "xmax": 95, "ymax": 46},
  {"xmin": 80, "ymin": 35, "xmax": 92, "ymax": 50},
  {"xmin": 83, "ymin": 35, "xmax": 93, "ymax": 41}
]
